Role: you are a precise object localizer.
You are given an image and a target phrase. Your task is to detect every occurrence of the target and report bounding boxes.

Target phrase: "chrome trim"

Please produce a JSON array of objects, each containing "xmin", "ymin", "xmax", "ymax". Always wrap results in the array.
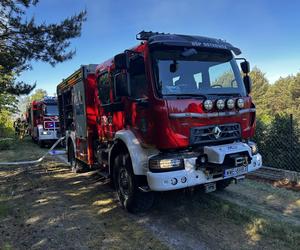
[{"xmin": 169, "ymin": 108, "xmax": 256, "ymax": 119}]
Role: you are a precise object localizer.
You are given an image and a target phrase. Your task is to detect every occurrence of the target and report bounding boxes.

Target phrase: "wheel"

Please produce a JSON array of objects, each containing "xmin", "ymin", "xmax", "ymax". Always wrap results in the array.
[
  {"xmin": 216, "ymin": 179, "xmax": 232, "ymax": 191},
  {"xmin": 38, "ymin": 140, "xmax": 45, "ymax": 148},
  {"xmin": 114, "ymin": 152, "xmax": 154, "ymax": 213},
  {"xmin": 68, "ymin": 143, "xmax": 84, "ymax": 173}
]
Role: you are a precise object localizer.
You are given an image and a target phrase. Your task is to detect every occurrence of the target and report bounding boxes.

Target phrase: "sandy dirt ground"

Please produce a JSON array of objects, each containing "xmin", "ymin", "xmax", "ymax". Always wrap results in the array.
[{"xmin": 0, "ymin": 139, "xmax": 299, "ymax": 250}]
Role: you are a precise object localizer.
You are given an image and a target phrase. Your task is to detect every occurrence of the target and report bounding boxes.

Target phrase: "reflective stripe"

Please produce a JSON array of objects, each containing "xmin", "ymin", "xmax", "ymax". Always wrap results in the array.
[{"xmin": 169, "ymin": 108, "xmax": 256, "ymax": 119}]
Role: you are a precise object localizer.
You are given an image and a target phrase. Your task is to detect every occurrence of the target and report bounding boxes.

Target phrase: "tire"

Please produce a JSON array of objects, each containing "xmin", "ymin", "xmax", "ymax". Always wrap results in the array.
[
  {"xmin": 114, "ymin": 152, "xmax": 154, "ymax": 213},
  {"xmin": 216, "ymin": 178, "xmax": 232, "ymax": 191},
  {"xmin": 68, "ymin": 143, "xmax": 84, "ymax": 173},
  {"xmin": 38, "ymin": 140, "xmax": 45, "ymax": 148}
]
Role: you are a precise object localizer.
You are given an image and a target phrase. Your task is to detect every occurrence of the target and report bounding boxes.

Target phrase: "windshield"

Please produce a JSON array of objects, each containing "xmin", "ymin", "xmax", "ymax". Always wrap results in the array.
[
  {"xmin": 45, "ymin": 104, "xmax": 58, "ymax": 116},
  {"xmin": 152, "ymin": 47, "xmax": 246, "ymax": 97}
]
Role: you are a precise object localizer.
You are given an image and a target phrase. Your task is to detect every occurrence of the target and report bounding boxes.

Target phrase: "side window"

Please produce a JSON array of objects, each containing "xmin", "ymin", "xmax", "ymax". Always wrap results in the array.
[
  {"xmin": 97, "ymin": 73, "xmax": 111, "ymax": 105},
  {"xmin": 114, "ymin": 72, "xmax": 128, "ymax": 99},
  {"xmin": 129, "ymin": 56, "xmax": 148, "ymax": 99}
]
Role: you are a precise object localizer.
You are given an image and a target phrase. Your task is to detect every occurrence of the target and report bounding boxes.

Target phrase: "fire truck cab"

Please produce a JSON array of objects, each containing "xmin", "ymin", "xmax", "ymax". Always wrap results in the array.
[
  {"xmin": 27, "ymin": 97, "xmax": 60, "ymax": 147},
  {"xmin": 57, "ymin": 31, "xmax": 262, "ymax": 213}
]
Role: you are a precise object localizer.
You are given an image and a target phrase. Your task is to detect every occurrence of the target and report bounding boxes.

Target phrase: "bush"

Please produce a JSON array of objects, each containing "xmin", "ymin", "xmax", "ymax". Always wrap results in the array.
[{"xmin": 255, "ymin": 114, "xmax": 300, "ymax": 172}]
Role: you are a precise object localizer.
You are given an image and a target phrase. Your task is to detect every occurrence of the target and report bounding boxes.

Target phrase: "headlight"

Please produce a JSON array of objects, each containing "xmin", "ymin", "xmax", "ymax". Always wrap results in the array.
[
  {"xmin": 203, "ymin": 100, "xmax": 213, "ymax": 111},
  {"xmin": 149, "ymin": 158, "xmax": 184, "ymax": 172},
  {"xmin": 237, "ymin": 98, "xmax": 245, "ymax": 109},
  {"xmin": 227, "ymin": 99, "xmax": 235, "ymax": 109},
  {"xmin": 248, "ymin": 141, "xmax": 258, "ymax": 155},
  {"xmin": 216, "ymin": 99, "xmax": 225, "ymax": 110},
  {"xmin": 42, "ymin": 131, "xmax": 48, "ymax": 135}
]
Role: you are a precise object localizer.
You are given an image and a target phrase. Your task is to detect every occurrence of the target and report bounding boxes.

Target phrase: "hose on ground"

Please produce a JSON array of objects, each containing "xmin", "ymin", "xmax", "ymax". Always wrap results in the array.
[{"xmin": 0, "ymin": 136, "xmax": 65, "ymax": 166}]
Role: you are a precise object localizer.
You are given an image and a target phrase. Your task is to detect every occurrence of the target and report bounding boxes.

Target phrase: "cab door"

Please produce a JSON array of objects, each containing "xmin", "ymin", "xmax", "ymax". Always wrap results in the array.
[
  {"xmin": 97, "ymin": 72, "xmax": 112, "ymax": 141},
  {"xmin": 128, "ymin": 55, "xmax": 150, "ymax": 135}
]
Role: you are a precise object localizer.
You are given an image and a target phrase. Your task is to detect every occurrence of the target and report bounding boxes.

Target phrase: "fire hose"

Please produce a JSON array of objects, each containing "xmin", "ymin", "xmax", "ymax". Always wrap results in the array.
[{"xmin": 0, "ymin": 136, "xmax": 65, "ymax": 166}]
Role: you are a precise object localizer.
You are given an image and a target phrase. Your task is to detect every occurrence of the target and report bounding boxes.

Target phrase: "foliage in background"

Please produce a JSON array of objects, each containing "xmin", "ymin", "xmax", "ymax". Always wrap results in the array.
[
  {"xmin": 0, "ymin": 0, "xmax": 85, "ymax": 138},
  {"xmin": 251, "ymin": 69, "xmax": 300, "ymax": 171},
  {"xmin": 254, "ymin": 114, "xmax": 300, "ymax": 171},
  {"xmin": 0, "ymin": 110, "xmax": 14, "ymax": 138},
  {"xmin": 250, "ymin": 69, "xmax": 300, "ymax": 123},
  {"xmin": 0, "ymin": 0, "xmax": 86, "ymax": 95},
  {"xmin": 17, "ymin": 88, "xmax": 47, "ymax": 115}
]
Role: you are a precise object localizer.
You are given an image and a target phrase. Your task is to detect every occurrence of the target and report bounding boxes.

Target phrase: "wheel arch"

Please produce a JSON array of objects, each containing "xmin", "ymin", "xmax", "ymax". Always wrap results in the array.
[{"xmin": 109, "ymin": 130, "xmax": 159, "ymax": 177}]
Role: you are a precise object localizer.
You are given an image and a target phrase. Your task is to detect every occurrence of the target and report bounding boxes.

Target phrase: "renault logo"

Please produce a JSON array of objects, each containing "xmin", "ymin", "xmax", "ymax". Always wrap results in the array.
[{"xmin": 213, "ymin": 126, "xmax": 222, "ymax": 139}]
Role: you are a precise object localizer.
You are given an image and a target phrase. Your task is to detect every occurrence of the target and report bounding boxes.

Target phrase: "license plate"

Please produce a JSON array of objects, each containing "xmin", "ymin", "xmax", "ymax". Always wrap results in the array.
[{"xmin": 224, "ymin": 166, "xmax": 247, "ymax": 178}]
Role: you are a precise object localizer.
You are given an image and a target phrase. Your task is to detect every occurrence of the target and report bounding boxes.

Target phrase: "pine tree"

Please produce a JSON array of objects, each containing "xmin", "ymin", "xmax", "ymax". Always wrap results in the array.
[{"xmin": 0, "ymin": 0, "xmax": 86, "ymax": 95}]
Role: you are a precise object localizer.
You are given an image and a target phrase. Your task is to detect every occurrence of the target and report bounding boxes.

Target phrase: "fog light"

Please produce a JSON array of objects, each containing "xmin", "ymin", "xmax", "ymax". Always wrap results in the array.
[
  {"xmin": 171, "ymin": 178, "xmax": 178, "ymax": 185},
  {"xmin": 216, "ymin": 99, "xmax": 225, "ymax": 110},
  {"xmin": 227, "ymin": 99, "xmax": 235, "ymax": 109},
  {"xmin": 237, "ymin": 98, "xmax": 245, "ymax": 109},
  {"xmin": 181, "ymin": 176, "xmax": 187, "ymax": 183},
  {"xmin": 203, "ymin": 100, "xmax": 213, "ymax": 111}
]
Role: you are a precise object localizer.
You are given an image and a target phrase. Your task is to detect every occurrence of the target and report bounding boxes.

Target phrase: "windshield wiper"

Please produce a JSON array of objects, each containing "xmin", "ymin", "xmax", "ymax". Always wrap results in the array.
[{"xmin": 163, "ymin": 93, "xmax": 207, "ymax": 99}]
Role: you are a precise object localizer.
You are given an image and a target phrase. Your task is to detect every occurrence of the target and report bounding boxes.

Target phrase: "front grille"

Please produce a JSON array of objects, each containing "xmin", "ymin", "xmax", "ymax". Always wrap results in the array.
[{"xmin": 190, "ymin": 123, "xmax": 241, "ymax": 145}]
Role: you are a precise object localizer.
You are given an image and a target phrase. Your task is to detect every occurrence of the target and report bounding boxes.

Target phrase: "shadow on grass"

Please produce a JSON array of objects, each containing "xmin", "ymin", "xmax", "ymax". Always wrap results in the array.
[{"xmin": 0, "ymin": 146, "xmax": 299, "ymax": 249}]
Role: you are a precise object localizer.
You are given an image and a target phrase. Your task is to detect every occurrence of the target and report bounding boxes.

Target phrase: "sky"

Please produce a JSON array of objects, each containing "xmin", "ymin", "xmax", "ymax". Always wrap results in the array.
[{"xmin": 19, "ymin": 0, "xmax": 300, "ymax": 95}]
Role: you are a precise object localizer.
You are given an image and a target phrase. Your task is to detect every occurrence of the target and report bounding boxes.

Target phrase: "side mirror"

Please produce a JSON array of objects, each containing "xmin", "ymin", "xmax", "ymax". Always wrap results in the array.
[
  {"xmin": 243, "ymin": 75, "xmax": 252, "ymax": 94},
  {"xmin": 114, "ymin": 53, "xmax": 129, "ymax": 70},
  {"xmin": 240, "ymin": 61, "xmax": 250, "ymax": 74}
]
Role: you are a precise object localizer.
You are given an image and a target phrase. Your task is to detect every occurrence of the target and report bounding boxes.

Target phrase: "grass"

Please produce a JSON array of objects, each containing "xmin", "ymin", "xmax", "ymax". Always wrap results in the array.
[
  {"xmin": 198, "ymin": 194, "xmax": 300, "ymax": 249},
  {"xmin": 1, "ymin": 243, "xmax": 13, "ymax": 250},
  {"xmin": 0, "ymin": 137, "xmax": 48, "ymax": 162},
  {"xmin": 0, "ymin": 194, "xmax": 10, "ymax": 221},
  {"xmin": 0, "ymin": 202, "xmax": 9, "ymax": 218},
  {"xmin": 0, "ymin": 138, "xmax": 15, "ymax": 150}
]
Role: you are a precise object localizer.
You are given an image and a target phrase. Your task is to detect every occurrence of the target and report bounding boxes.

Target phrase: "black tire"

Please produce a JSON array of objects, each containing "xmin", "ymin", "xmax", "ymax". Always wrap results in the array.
[
  {"xmin": 38, "ymin": 140, "xmax": 45, "ymax": 148},
  {"xmin": 216, "ymin": 179, "xmax": 232, "ymax": 191},
  {"xmin": 68, "ymin": 143, "xmax": 84, "ymax": 173},
  {"xmin": 114, "ymin": 152, "xmax": 154, "ymax": 213}
]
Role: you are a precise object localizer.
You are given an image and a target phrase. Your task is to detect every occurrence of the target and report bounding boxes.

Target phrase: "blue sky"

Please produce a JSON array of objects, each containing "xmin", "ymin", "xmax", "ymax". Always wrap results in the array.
[{"xmin": 19, "ymin": 0, "xmax": 300, "ymax": 95}]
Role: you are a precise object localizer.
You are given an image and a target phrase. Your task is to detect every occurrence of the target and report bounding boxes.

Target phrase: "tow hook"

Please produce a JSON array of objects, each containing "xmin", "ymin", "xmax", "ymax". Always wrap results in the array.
[{"xmin": 233, "ymin": 175, "xmax": 245, "ymax": 184}]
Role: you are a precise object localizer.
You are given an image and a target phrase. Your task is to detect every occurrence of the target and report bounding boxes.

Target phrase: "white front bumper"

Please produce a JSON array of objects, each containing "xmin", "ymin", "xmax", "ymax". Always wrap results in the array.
[
  {"xmin": 39, "ymin": 130, "xmax": 59, "ymax": 141},
  {"xmin": 147, "ymin": 143, "xmax": 262, "ymax": 191}
]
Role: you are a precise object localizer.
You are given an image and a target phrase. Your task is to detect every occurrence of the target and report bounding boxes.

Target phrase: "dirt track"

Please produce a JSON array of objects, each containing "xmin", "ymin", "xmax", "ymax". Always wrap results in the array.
[{"xmin": 0, "ymin": 139, "xmax": 299, "ymax": 249}]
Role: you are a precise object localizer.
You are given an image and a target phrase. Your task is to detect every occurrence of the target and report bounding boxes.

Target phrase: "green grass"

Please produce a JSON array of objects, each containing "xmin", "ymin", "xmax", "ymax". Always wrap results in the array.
[
  {"xmin": 0, "ymin": 138, "xmax": 15, "ymax": 150},
  {"xmin": 202, "ymin": 195, "xmax": 300, "ymax": 249},
  {"xmin": 0, "ymin": 195, "xmax": 9, "ymax": 218},
  {"xmin": 0, "ymin": 137, "xmax": 48, "ymax": 162},
  {"xmin": 1, "ymin": 243, "xmax": 13, "ymax": 250}
]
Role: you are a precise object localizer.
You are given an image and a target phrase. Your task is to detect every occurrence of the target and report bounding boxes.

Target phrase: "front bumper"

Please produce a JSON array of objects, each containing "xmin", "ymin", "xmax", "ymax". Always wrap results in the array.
[
  {"xmin": 147, "ymin": 142, "xmax": 262, "ymax": 191},
  {"xmin": 39, "ymin": 130, "xmax": 59, "ymax": 141}
]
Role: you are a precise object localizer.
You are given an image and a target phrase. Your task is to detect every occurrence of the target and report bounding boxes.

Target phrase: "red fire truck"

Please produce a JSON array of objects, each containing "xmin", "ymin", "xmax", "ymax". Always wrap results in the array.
[
  {"xmin": 57, "ymin": 31, "xmax": 262, "ymax": 213},
  {"xmin": 27, "ymin": 97, "xmax": 60, "ymax": 147}
]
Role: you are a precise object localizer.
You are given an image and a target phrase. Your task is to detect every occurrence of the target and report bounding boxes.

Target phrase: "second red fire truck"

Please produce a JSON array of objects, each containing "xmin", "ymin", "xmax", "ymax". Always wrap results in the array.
[
  {"xmin": 27, "ymin": 97, "xmax": 60, "ymax": 147},
  {"xmin": 57, "ymin": 31, "xmax": 262, "ymax": 213}
]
